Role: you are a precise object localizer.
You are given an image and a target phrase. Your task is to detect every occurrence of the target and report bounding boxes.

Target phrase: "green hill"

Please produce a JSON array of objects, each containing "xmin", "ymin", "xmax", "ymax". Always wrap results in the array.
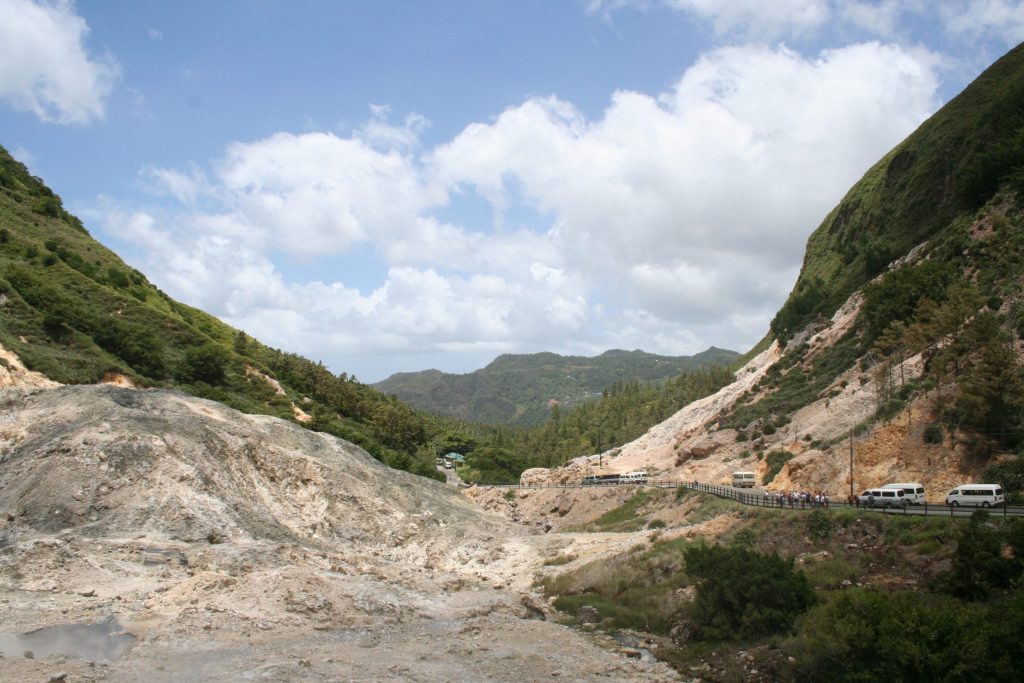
[
  {"xmin": 0, "ymin": 145, "xmax": 442, "ymax": 478},
  {"xmin": 771, "ymin": 42, "xmax": 1024, "ymax": 342},
  {"xmin": 373, "ymin": 346, "xmax": 739, "ymax": 426},
  {"xmin": 721, "ymin": 42, "xmax": 1024, "ymax": 462}
]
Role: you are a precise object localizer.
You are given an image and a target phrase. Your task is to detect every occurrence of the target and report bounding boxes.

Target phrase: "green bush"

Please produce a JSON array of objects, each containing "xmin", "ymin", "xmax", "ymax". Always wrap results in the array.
[
  {"xmin": 923, "ymin": 424, "xmax": 944, "ymax": 444},
  {"xmin": 176, "ymin": 343, "xmax": 229, "ymax": 385},
  {"xmin": 806, "ymin": 509, "xmax": 834, "ymax": 540},
  {"xmin": 763, "ymin": 450, "xmax": 794, "ymax": 485},
  {"xmin": 793, "ymin": 588, "xmax": 1024, "ymax": 681},
  {"xmin": 683, "ymin": 543, "xmax": 815, "ymax": 641},
  {"xmin": 937, "ymin": 512, "xmax": 1023, "ymax": 600}
]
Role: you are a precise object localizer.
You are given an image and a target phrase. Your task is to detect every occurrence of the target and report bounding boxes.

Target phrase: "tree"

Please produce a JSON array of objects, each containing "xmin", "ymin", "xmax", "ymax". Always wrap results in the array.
[
  {"xmin": 683, "ymin": 543, "xmax": 815, "ymax": 640},
  {"xmin": 942, "ymin": 511, "xmax": 1020, "ymax": 600},
  {"xmin": 954, "ymin": 313, "xmax": 1024, "ymax": 448},
  {"xmin": 233, "ymin": 330, "xmax": 249, "ymax": 355},
  {"xmin": 177, "ymin": 343, "xmax": 229, "ymax": 385}
]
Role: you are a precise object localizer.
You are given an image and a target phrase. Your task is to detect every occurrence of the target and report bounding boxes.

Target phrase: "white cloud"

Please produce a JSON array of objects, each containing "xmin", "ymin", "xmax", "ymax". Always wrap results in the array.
[
  {"xmin": 104, "ymin": 42, "xmax": 939, "ymax": 381},
  {"xmin": 141, "ymin": 164, "xmax": 208, "ymax": 205},
  {"xmin": 0, "ymin": 0, "xmax": 119, "ymax": 124},
  {"xmin": 434, "ymin": 42, "xmax": 938, "ymax": 342},
  {"xmin": 840, "ymin": 0, "xmax": 918, "ymax": 37},
  {"xmin": 213, "ymin": 131, "xmax": 446, "ymax": 257},
  {"xmin": 665, "ymin": 0, "xmax": 831, "ymax": 38},
  {"xmin": 939, "ymin": 0, "xmax": 1024, "ymax": 44},
  {"xmin": 586, "ymin": 0, "xmax": 831, "ymax": 39}
]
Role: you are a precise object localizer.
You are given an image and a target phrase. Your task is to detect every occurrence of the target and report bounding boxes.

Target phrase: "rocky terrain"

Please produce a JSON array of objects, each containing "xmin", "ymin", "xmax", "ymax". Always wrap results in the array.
[
  {"xmin": 0, "ymin": 383, "xmax": 677, "ymax": 681},
  {"xmin": 481, "ymin": 282, "xmax": 994, "ymax": 528}
]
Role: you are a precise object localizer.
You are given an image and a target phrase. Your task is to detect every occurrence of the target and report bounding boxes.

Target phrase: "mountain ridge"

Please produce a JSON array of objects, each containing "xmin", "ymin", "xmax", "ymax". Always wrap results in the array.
[{"xmin": 373, "ymin": 346, "xmax": 739, "ymax": 426}]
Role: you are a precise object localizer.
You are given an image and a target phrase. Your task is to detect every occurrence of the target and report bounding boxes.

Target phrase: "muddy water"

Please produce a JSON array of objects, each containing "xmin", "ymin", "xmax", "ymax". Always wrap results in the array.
[{"xmin": 0, "ymin": 616, "xmax": 134, "ymax": 661}]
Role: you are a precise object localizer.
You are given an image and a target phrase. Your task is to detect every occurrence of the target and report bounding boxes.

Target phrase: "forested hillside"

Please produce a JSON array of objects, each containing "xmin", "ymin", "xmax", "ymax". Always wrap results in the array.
[
  {"xmin": 0, "ymin": 145, "xmax": 446, "ymax": 478},
  {"xmin": 374, "ymin": 347, "xmax": 738, "ymax": 426},
  {"xmin": 447, "ymin": 366, "xmax": 735, "ymax": 483}
]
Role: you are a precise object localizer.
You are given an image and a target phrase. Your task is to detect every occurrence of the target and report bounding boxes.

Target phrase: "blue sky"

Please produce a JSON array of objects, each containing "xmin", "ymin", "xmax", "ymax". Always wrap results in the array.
[{"xmin": 1, "ymin": 1, "xmax": 1022, "ymax": 382}]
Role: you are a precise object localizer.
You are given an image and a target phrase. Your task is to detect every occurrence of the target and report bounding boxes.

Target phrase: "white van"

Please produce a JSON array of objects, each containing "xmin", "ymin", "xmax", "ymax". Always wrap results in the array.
[
  {"xmin": 858, "ymin": 488, "xmax": 908, "ymax": 509},
  {"xmin": 945, "ymin": 484, "xmax": 1004, "ymax": 508},
  {"xmin": 619, "ymin": 471, "xmax": 648, "ymax": 484},
  {"xmin": 732, "ymin": 471, "xmax": 756, "ymax": 488},
  {"xmin": 883, "ymin": 482, "xmax": 925, "ymax": 505}
]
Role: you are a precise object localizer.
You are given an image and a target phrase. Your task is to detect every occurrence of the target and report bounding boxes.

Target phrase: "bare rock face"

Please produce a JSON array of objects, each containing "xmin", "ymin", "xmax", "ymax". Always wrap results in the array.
[
  {"xmin": 0, "ymin": 343, "xmax": 59, "ymax": 390},
  {"xmin": 0, "ymin": 385, "xmax": 677, "ymax": 682},
  {"xmin": 0, "ymin": 385, "xmax": 503, "ymax": 549}
]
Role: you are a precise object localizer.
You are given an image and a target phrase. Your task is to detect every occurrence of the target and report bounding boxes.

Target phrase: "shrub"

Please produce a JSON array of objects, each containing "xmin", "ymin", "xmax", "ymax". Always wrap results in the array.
[
  {"xmin": 793, "ymin": 588, "xmax": 1024, "ymax": 681},
  {"xmin": 984, "ymin": 454, "xmax": 1024, "ymax": 503},
  {"xmin": 763, "ymin": 450, "xmax": 794, "ymax": 484},
  {"xmin": 923, "ymin": 423, "xmax": 944, "ymax": 444},
  {"xmin": 176, "ymin": 343, "xmax": 229, "ymax": 385},
  {"xmin": 805, "ymin": 509, "xmax": 834, "ymax": 541},
  {"xmin": 684, "ymin": 543, "xmax": 815, "ymax": 641},
  {"xmin": 731, "ymin": 528, "xmax": 756, "ymax": 549},
  {"xmin": 647, "ymin": 519, "xmax": 667, "ymax": 530},
  {"xmin": 938, "ymin": 511, "xmax": 1023, "ymax": 600}
]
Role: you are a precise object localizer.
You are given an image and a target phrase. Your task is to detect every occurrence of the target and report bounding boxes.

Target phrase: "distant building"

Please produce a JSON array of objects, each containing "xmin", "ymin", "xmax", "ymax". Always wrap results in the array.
[{"xmin": 444, "ymin": 452, "xmax": 466, "ymax": 465}]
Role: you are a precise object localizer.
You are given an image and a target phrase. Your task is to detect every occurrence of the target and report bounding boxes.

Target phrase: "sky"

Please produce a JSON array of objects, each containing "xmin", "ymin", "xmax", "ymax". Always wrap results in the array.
[{"xmin": 1, "ymin": 1, "xmax": 1022, "ymax": 383}]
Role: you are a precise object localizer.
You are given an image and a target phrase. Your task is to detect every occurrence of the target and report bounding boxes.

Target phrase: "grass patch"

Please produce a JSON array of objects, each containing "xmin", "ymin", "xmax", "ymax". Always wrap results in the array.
[
  {"xmin": 801, "ymin": 556, "xmax": 862, "ymax": 589},
  {"xmin": 543, "ymin": 554, "xmax": 577, "ymax": 566},
  {"xmin": 883, "ymin": 515, "xmax": 953, "ymax": 551},
  {"xmin": 541, "ymin": 537, "xmax": 696, "ymax": 635},
  {"xmin": 575, "ymin": 490, "xmax": 668, "ymax": 532}
]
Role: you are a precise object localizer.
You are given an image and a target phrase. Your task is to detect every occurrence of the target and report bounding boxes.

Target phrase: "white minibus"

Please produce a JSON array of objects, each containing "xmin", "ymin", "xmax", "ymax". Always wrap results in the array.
[
  {"xmin": 945, "ymin": 484, "xmax": 1004, "ymax": 507},
  {"xmin": 732, "ymin": 471, "xmax": 756, "ymax": 488},
  {"xmin": 619, "ymin": 471, "xmax": 648, "ymax": 484},
  {"xmin": 858, "ymin": 488, "xmax": 908, "ymax": 509},
  {"xmin": 882, "ymin": 482, "xmax": 925, "ymax": 505}
]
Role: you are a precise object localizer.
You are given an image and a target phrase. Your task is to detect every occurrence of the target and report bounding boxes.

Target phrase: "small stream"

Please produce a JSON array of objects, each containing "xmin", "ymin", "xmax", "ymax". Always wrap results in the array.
[
  {"xmin": 0, "ymin": 616, "xmax": 134, "ymax": 661},
  {"xmin": 611, "ymin": 632, "xmax": 658, "ymax": 663}
]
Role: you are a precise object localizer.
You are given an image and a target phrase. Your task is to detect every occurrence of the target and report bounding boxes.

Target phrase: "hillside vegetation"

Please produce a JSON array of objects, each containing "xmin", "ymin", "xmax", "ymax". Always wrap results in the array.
[
  {"xmin": 0, "ymin": 146, "xmax": 447, "ymax": 478},
  {"xmin": 538, "ymin": 493, "xmax": 1024, "ymax": 681},
  {"xmin": 0, "ymin": 144, "xmax": 739, "ymax": 484},
  {"xmin": 374, "ymin": 347, "xmax": 738, "ymax": 426},
  {"xmin": 458, "ymin": 367, "xmax": 735, "ymax": 482},
  {"xmin": 771, "ymin": 42, "xmax": 1024, "ymax": 342},
  {"xmin": 713, "ymin": 42, "xmax": 1024, "ymax": 479}
]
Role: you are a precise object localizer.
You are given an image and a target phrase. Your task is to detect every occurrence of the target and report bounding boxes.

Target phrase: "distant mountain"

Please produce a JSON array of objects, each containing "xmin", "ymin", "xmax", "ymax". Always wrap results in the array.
[{"xmin": 373, "ymin": 347, "xmax": 740, "ymax": 425}]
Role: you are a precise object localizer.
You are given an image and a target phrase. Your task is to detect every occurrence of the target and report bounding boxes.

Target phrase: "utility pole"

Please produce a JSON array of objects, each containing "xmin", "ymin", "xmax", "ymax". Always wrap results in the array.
[{"xmin": 849, "ymin": 427, "xmax": 855, "ymax": 500}]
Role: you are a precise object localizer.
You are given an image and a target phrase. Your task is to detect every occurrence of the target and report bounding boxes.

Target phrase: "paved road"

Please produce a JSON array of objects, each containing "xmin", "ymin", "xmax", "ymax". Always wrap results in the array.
[
  {"xmin": 436, "ymin": 464, "xmax": 463, "ymax": 486},
  {"xmin": 477, "ymin": 479, "xmax": 1024, "ymax": 518}
]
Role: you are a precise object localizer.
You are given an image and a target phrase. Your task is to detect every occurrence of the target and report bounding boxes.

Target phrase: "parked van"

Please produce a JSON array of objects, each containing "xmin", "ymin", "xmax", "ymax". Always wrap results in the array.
[
  {"xmin": 619, "ymin": 471, "xmax": 649, "ymax": 484},
  {"xmin": 732, "ymin": 471, "xmax": 756, "ymax": 488},
  {"xmin": 883, "ymin": 482, "xmax": 926, "ymax": 505},
  {"xmin": 858, "ymin": 488, "xmax": 908, "ymax": 509},
  {"xmin": 945, "ymin": 484, "xmax": 1004, "ymax": 508}
]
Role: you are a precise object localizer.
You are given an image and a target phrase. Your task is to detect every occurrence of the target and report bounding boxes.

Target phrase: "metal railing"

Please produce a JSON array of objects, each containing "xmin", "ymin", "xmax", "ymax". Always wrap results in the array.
[{"xmin": 475, "ymin": 479, "xmax": 1024, "ymax": 518}]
